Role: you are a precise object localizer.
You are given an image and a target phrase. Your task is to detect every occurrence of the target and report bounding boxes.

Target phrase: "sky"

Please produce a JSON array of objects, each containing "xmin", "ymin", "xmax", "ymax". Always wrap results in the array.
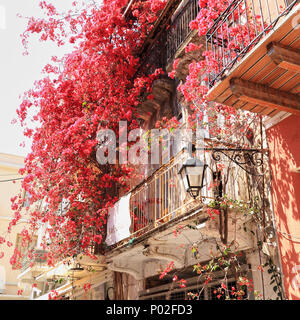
[{"xmin": 0, "ymin": 0, "xmax": 76, "ymax": 157}]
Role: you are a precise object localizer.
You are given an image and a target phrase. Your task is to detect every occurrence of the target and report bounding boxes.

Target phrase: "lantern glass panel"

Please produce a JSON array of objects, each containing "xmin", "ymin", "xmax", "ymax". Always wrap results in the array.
[
  {"xmin": 181, "ymin": 171, "xmax": 189, "ymax": 191},
  {"xmin": 186, "ymin": 166, "xmax": 204, "ymax": 188}
]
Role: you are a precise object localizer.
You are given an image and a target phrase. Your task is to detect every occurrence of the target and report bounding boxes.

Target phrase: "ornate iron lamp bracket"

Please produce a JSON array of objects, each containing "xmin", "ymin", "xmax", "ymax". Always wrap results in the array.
[{"xmin": 204, "ymin": 148, "xmax": 267, "ymax": 176}]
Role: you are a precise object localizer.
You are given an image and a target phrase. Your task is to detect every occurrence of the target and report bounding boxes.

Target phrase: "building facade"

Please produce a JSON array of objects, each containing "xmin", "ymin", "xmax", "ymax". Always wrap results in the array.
[
  {"xmin": 18, "ymin": 0, "xmax": 300, "ymax": 300},
  {"xmin": 203, "ymin": 0, "xmax": 300, "ymax": 299},
  {"xmin": 0, "ymin": 153, "xmax": 28, "ymax": 300}
]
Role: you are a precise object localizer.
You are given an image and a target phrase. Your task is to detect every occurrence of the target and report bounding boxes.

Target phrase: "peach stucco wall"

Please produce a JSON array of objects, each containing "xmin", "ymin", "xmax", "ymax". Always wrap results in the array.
[
  {"xmin": 0, "ymin": 153, "xmax": 26, "ymax": 298},
  {"xmin": 267, "ymin": 115, "xmax": 300, "ymax": 300}
]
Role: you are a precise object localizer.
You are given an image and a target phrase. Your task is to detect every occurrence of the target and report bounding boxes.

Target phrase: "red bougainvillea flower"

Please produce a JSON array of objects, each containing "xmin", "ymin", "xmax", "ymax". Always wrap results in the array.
[
  {"xmin": 178, "ymin": 279, "xmax": 187, "ymax": 288},
  {"xmin": 17, "ymin": 289, "xmax": 23, "ymax": 296},
  {"xmin": 83, "ymin": 283, "xmax": 92, "ymax": 292}
]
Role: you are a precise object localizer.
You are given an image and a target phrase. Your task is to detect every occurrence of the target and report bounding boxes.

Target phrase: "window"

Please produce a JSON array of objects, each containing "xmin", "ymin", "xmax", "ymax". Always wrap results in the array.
[
  {"xmin": 151, "ymin": 294, "xmax": 167, "ymax": 300},
  {"xmin": 186, "ymin": 288, "xmax": 205, "ymax": 300},
  {"xmin": 23, "ymin": 191, "xmax": 32, "ymax": 208},
  {"xmin": 141, "ymin": 274, "xmax": 249, "ymax": 300},
  {"xmin": 170, "ymin": 290, "xmax": 186, "ymax": 300},
  {"xmin": 208, "ymin": 281, "xmax": 237, "ymax": 300},
  {"xmin": 13, "ymin": 234, "xmax": 38, "ymax": 270}
]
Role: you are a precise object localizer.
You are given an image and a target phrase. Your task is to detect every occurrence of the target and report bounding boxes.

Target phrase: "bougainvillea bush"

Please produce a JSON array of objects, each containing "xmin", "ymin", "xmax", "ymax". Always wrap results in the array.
[
  {"xmin": 169, "ymin": 0, "xmax": 261, "ymax": 146},
  {"xmin": 7, "ymin": 0, "xmax": 168, "ymax": 267}
]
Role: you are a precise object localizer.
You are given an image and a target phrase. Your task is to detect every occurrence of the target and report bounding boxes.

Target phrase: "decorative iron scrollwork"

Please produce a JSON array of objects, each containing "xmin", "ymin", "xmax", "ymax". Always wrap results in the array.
[{"xmin": 208, "ymin": 148, "xmax": 267, "ymax": 176}]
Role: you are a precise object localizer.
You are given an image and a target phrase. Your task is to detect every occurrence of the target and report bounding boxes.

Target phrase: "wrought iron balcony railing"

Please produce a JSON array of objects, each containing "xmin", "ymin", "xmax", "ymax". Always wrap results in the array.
[
  {"xmin": 166, "ymin": 0, "xmax": 201, "ymax": 62},
  {"xmin": 139, "ymin": 0, "xmax": 201, "ymax": 76},
  {"xmin": 206, "ymin": 0, "xmax": 298, "ymax": 88},
  {"xmin": 21, "ymin": 246, "xmax": 48, "ymax": 272},
  {"xmin": 129, "ymin": 150, "xmax": 194, "ymax": 238},
  {"xmin": 141, "ymin": 32, "xmax": 168, "ymax": 77}
]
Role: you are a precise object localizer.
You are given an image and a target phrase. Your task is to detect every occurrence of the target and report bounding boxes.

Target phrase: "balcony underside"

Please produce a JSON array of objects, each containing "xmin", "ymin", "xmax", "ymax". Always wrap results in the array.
[
  {"xmin": 106, "ymin": 207, "xmax": 254, "ymax": 281},
  {"xmin": 207, "ymin": 4, "xmax": 300, "ymax": 118}
]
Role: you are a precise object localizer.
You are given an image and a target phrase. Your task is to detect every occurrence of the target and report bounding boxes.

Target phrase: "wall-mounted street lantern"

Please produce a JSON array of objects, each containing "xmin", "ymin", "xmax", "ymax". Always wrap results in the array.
[
  {"xmin": 178, "ymin": 158, "xmax": 208, "ymax": 199},
  {"xmin": 178, "ymin": 147, "xmax": 267, "ymax": 199}
]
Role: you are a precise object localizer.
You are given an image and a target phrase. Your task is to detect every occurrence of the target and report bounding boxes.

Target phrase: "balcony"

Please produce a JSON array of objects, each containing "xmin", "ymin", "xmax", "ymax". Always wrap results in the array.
[
  {"xmin": 105, "ymin": 149, "xmax": 210, "ymax": 250},
  {"xmin": 106, "ymin": 141, "xmax": 255, "ymax": 251},
  {"xmin": 106, "ymin": 150, "xmax": 205, "ymax": 250},
  {"xmin": 140, "ymin": 0, "xmax": 203, "ymax": 71},
  {"xmin": 20, "ymin": 246, "xmax": 48, "ymax": 273},
  {"xmin": 166, "ymin": 0, "xmax": 201, "ymax": 63},
  {"xmin": 206, "ymin": 0, "xmax": 300, "ymax": 117},
  {"xmin": 18, "ymin": 249, "xmax": 108, "ymax": 299},
  {"xmin": 137, "ymin": 0, "xmax": 203, "ymax": 119},
  {"xmin": 128, "ymin": 150, "xmax": 203, "ymax": 239}
]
